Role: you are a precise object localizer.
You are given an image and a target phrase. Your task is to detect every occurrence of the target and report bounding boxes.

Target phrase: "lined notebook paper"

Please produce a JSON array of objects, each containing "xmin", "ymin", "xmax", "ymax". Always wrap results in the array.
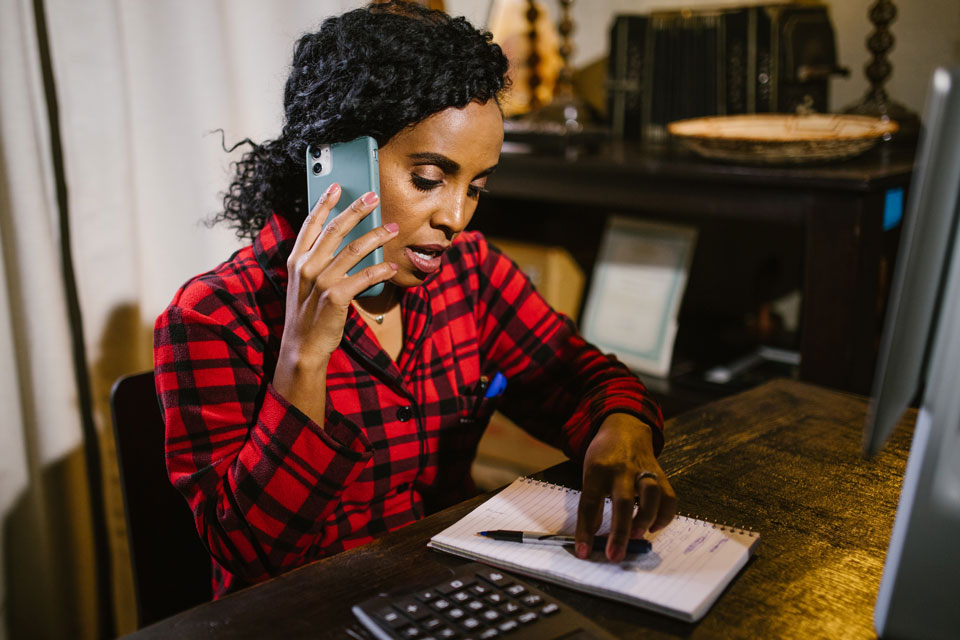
[{"xmin": 428, "ymin": 477, "xmax": 759, "ymax": 622}]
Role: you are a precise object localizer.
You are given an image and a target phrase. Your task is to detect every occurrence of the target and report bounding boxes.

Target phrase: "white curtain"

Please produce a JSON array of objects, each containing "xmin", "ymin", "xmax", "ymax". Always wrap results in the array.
[{"xmin": 1, "ymin": 0, "xmax": 95, "ymax": 637}]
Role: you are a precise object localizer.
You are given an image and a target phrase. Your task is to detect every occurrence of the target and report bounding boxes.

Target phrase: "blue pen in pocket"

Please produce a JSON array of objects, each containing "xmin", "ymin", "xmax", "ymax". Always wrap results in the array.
[
  {"xmin": 485, "ymin": 371, "xmax": 507, "ymax": 398},
  {"xmin": 467, "ymin": 372, "xmax": 508, "ymax": 423}
]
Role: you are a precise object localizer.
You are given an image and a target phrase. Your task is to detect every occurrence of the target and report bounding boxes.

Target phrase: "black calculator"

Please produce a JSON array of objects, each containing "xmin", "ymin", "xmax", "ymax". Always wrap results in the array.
[{"xmin": 351, "ymin": 561, "xmax": 616, "ymax": 639}]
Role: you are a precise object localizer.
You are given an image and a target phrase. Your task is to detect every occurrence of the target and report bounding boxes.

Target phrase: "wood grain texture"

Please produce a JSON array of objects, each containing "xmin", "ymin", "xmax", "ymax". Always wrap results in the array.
[{"xmin": 123, "ymin": 380, "xmax": 914, "ymax": 639}]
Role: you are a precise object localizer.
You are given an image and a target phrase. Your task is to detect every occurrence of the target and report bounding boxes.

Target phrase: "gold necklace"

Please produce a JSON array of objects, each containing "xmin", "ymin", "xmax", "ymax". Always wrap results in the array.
[{"xmin": 353, "ymin": 286, "xmax": 396, "ymax": 325}]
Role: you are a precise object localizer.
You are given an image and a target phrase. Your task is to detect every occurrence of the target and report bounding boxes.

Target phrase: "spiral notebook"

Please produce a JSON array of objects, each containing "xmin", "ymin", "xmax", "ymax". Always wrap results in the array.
[{"xmin": 428, "ymin": 477, "xmax": 759, "ymax": 622}]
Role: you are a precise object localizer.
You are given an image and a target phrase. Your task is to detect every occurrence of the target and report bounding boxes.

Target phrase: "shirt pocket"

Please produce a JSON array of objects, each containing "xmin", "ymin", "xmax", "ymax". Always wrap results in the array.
[{"xmin": 458, "ymin": 389, "xmax": 502, "ymax": 427}]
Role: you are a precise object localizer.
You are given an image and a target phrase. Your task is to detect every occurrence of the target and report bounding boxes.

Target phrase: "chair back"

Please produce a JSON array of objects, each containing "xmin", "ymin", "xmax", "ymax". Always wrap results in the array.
[{"xmin": 110, "ymin": 371, "xmax": 212, "ymax": 627}]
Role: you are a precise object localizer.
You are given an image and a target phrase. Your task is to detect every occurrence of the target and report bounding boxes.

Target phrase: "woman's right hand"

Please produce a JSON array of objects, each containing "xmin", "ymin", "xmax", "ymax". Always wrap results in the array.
[{"xmin": 273, "ymin": 183, "xmax": 398, "ymax": 418}]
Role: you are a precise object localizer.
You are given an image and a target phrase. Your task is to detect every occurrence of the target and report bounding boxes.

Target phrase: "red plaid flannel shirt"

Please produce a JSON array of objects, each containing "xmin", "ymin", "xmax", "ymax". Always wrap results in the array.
[{"xmin": 154, "ymin": 212, "xmax": 663, "ymax": 597}]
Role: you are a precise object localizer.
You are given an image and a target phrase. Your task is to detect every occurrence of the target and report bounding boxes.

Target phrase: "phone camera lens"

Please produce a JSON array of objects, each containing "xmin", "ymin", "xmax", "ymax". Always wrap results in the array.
[
  {"xmin": 312, "ymin": 162, "xmax": 322, "ymax": 175},
  {"xmin": 311, "ymin": 147, "xmax": 322, "ymax": 159}
]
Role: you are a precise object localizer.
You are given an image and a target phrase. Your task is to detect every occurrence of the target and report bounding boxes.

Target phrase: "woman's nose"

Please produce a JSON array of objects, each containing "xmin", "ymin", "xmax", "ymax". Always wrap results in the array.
[{"xmin": 430, "ymin": 189, "xmax": 471, "ymax": 235}]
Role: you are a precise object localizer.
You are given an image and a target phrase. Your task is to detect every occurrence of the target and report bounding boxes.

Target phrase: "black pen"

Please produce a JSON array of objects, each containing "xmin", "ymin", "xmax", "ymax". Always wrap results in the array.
[
  {"xmin": 478, "ymin": 530, "xmax": 652, "ymax": 554},
  {"xmin": 466, "ymin": 376, "xmax": 489, "ymax": 423}
]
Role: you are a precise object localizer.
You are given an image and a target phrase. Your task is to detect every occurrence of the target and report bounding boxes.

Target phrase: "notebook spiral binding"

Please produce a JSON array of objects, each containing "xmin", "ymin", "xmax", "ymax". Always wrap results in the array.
[
  {"xmin": 522, "ymin": 476, "xmax": 578, "ymax": 493},
  {"xmin": 676, "ymin": 514, "xmax": 758, "ymax": 538},
  {"xmin": 518, "ymin": 476, "xmax": 757, "ymax": 537}
]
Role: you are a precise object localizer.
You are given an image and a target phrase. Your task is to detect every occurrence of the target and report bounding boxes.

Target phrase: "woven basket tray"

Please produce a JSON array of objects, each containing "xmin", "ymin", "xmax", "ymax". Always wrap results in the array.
[{"xmin": 668, "ymin": 114, "xmax": 899, "ymax": 165}]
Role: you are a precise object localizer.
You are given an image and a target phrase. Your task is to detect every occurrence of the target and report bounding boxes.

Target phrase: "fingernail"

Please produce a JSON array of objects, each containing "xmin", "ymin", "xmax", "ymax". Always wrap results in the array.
[
  {"xmin": 385, "ymin": 222, "xmax": 399, "ymax": 233},
  {"xmin": 326, "ymin": 182, "xmax": 340, "ymax": 195},
  {"xmin": 609, "ymin": 545, "xmax": 625, "ymax": 562},
  {"xmin": 363, "ymin": 191, "xmax": 379, "ymax": 205},
  {"xmin": 389, "ymin": 262, "xmax": 398, "ymax": 270},
  {"xmin": 575, "ymin": 542, "xmax": 589, "ymax": 559}
]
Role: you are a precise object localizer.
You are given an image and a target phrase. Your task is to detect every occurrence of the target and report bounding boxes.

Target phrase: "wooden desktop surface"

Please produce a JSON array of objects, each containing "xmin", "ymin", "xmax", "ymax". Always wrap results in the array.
[{"xmin": 126, "ymin": 379, "xmax": 914, "ymax": 639}]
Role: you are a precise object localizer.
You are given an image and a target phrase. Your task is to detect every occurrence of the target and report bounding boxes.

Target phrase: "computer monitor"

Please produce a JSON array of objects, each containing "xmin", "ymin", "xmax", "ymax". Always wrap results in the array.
[{"xmin": 863, "ymin": 65, "xmax": 960, "ymax": 640}]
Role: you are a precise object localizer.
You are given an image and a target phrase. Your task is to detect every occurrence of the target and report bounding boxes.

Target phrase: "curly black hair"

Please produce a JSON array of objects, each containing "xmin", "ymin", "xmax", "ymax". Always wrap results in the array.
[{"xmin": 213, "ymin": 1, "xmax": 509, "ymax": 240}]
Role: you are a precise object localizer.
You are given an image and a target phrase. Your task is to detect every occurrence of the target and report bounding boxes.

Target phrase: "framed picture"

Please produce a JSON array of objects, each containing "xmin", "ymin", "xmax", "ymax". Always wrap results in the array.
[{"xmin": 581, "ymin": 217, "xmax": 697, "ymax": 377}]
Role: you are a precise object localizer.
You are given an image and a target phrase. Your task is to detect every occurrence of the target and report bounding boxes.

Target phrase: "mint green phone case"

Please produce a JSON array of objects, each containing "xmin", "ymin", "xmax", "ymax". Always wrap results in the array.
[{"xmin": 306, "ymin": 136, "xmax": 384, "ymax": 298}]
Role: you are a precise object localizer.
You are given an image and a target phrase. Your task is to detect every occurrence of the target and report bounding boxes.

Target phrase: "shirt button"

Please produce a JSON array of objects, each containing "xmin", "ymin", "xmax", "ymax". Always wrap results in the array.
[{"xmin": 396, "ymin": 406, "xmax": 413, "ymax": 422}]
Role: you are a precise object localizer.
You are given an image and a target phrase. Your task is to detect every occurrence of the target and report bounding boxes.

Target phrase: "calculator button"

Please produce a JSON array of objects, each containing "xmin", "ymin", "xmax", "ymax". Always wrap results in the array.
[
  {"xmin": 451, "ymin": 591, "xmax": 470, "ymax": 603},
  {"xmin": 466, "ymin": 600, "xmax": 485, "ymax": 612},
  {"xmin": 478, "ymin": 570, "xmax": 510, "ymax": 587},
  {"xmin": 376, "ymin": 607, "xmax": 407, "ymax": 628},
  {"xmin": 432, "ymin": 598, "xmax": 452, "ymax": 611},
  {"xmin": 438, "ymin": 578, "xmax": 474, "ymax": 594},
  {"xmin": 485, "ymin": 593, "xmax": 505, "ymax": 605},
  {"xmin": 417, "ymin": 589, "xmax": 439, "ymax": 602},
  {"xmin": 470, "ymin": 584, "xmax": 489, "ymax": 596},
  {"xmin": 540, "ymin": 602, "xmax": 560, "ymax": 616},
  {"xmin": 499, "ymin": 601, "xmax": 521, "ymax": 615},
  {"xmin": 399, "ymin": 625, "xmax": 422, "ymax": 638},
  {"xmin": 460, "ymin": 617, "xmax": 481, "ymax": 631},
  {"xmin": 517, "ymin": 612, "xmax": 538, "ymax": 624},
  {"xmin": 505, "ymin": 584, "xmax": 526, "ymax": 597},
  {"xmin": 481, "ymin": 609, "xmax": 500, "ymax": 622},
  {"xmin": 447, "ymin": 607, "xmax": 465, "ymax": 620},
  {"xmin": 422, "ymin": 616, "xmax": 443, "ymax": 630},
  {"xmin": 436, "ymin": 628, "xmax": 457, "ymax": 639},
  {"xmin": 479, "ymin": 629, "xmax": 500, "ymax": 639},
  {"xmin": 498, "ymin": 619, "xmax": 519, "ymax": 633},
  {"xmin": 520, "ymin": 594, "xmax": 542, "ymax": 607},
  {"xmin": 396, "ymin": 598, "xmax": 430, "ymax": 620}
]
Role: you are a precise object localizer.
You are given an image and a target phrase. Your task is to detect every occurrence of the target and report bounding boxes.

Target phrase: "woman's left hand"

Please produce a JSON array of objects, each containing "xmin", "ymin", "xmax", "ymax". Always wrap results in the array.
[{"xmin": 575, "ymin": 413, "xmax": 677, "ymax": 562}]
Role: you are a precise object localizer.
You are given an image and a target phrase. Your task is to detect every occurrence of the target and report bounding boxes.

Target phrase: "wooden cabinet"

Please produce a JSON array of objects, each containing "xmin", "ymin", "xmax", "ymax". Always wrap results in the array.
[{"xmin": 474, "ymin": 140, "xmax": 914, "ymax": 396}]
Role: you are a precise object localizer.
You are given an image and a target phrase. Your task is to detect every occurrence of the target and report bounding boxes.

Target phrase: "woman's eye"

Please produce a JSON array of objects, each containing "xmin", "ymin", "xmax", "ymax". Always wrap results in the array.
[
  {"xmin": 466, "ymin": 183, "xmax": 489, "ymax": 199},
  {"xmin": 410, "ymin": 174, "xmax": 442, "ymax": 192},
  {"xmin": 410, "ymin": 173, "xmax": 487, "ymax": 199}
]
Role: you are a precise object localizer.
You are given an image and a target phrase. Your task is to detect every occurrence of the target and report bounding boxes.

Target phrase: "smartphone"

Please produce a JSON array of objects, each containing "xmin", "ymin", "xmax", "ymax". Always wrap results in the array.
[{"xmin": 306, "ymin": 136, "xmax": 384, "ymax": 298}]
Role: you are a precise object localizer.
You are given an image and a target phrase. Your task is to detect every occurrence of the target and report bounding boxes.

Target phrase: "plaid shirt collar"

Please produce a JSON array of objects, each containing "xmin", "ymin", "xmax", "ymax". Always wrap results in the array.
[{"xmin": 252, "ymin": 212, "xmax": 436, "ymax": 378}]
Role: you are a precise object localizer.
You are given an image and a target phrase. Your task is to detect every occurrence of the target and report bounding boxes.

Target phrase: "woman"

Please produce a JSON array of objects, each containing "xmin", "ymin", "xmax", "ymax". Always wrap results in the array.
[{"xmin": 154, "ymin": 1, "xmax": 675, "ymax": 597}]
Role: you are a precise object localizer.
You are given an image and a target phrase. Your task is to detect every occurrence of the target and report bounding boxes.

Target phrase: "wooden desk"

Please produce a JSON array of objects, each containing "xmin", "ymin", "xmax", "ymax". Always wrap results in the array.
[
  {"xmin": 125, "ymin": 379, "xmax": 913, "ymax": 639},
  {"xmin": 475, "ymin": 142, "xmax": 914, "ymax": 395}
]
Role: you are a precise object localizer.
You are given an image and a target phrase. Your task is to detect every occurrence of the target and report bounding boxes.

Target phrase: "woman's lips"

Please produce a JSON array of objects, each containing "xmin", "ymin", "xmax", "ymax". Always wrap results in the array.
[{"xmin": 405, "ymin": 245, "xmax": 446, "ymax": 273}]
